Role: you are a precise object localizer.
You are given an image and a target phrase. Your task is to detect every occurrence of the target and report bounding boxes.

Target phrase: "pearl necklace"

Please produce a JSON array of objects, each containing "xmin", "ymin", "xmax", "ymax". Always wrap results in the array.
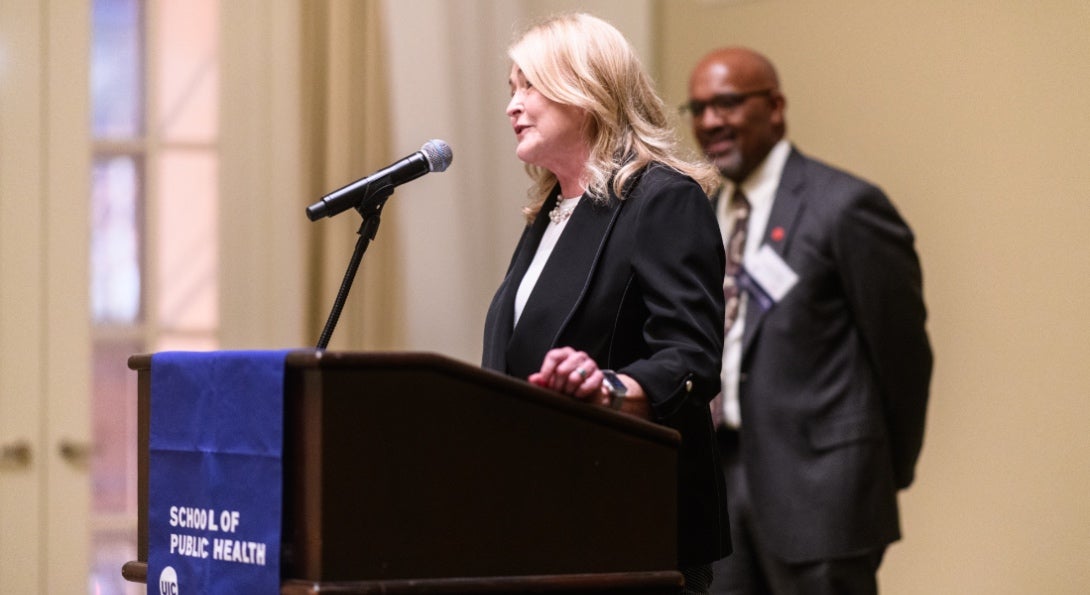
[{"xmin": 548, "ymin": 197, "xmax": 580, "ymax": 224}]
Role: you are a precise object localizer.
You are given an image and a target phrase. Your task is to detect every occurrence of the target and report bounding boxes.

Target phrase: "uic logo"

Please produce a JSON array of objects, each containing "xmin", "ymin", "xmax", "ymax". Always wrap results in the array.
[{"xmin": 158, "ymin": 565, "xmax": 179, "ymax": 595}]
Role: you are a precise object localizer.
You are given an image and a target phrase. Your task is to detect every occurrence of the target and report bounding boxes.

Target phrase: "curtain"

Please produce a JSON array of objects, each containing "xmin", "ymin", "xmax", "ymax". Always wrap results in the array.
[{"xmin": 300, "ymin": 0, "xmax": 404, "ymax": 350}]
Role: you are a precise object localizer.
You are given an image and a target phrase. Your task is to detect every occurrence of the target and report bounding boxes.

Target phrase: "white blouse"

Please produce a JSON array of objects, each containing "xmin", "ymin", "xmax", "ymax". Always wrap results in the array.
[{"xmin": 513, "ymin": 195, "xmax": 581, "ymax": 327}]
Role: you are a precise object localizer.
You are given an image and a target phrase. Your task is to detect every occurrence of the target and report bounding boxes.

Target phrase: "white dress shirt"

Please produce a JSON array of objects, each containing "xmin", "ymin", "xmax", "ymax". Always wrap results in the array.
[{"xmin": 716, "ymin": 139, "xmax": 791, "ymax": 427}]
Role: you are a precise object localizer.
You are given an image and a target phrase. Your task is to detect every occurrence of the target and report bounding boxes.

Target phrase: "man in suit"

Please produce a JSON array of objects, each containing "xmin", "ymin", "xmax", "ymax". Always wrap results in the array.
[{"xmin": 685, "ymin": 47, "xmax": 933, "ymax": 594}]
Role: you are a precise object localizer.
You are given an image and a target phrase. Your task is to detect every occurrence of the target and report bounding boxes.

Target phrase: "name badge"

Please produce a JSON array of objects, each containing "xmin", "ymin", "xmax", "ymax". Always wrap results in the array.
[{"xmin": 741, "ymin": 244, "xmax": 798, "ymax": 310}]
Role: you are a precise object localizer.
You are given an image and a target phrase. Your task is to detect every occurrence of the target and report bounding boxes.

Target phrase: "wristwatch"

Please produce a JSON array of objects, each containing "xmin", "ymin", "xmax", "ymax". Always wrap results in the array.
[{"xmin": 601, "ymin": 370, "xmax": 627, "ymax": 410}]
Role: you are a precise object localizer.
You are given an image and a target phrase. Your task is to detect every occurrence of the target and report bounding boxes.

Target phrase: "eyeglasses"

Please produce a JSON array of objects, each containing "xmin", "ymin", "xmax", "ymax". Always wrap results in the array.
[{"xmin": 680, "ymin": 88, "xmax": 776, "ymax": 119}]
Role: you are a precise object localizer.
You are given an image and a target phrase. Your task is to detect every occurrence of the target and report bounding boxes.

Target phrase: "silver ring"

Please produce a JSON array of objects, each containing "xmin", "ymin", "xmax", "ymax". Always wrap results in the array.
[{"xmin": 576, "ymin": 367, "xmax": 588, "ymax": 379}]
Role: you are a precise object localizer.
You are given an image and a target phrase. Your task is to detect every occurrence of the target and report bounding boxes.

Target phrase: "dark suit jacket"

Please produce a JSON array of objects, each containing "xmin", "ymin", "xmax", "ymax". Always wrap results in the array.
[
  {"xmin": 483, "ymin": 163, "xmax": 732, "ymax": 567},
  {"xmin": 730, "ymin": 146, "xmax": 933, "ymax": 562}
]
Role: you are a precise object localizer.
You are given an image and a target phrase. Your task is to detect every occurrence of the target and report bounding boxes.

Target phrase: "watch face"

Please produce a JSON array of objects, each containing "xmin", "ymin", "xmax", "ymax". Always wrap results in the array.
[
  {"xmin": 602, "ymin": 371, "xmax": 626, "ymax": 410},
  {"xmin": 601, "ymin": 371, "xmax": 626, "ymax": 396}
]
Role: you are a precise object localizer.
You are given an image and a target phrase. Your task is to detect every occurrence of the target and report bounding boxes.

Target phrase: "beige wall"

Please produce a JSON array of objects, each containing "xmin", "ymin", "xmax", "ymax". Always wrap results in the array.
[{"xmin": 657, "ymin": 1, "xmax": 1090, "ymax": 593}]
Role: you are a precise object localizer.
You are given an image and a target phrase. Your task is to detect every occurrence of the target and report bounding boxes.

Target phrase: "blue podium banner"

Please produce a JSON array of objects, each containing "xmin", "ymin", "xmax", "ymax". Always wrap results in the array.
[{"xmin": 148, "ymin": 350, "xmax": 290, "ymax": 595}]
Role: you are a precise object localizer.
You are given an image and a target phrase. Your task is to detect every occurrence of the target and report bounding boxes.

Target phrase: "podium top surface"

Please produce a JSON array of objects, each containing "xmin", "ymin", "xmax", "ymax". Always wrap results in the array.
[{"xmin": 129, "ymin": 349, "xmax": 679, "ymax": 446}]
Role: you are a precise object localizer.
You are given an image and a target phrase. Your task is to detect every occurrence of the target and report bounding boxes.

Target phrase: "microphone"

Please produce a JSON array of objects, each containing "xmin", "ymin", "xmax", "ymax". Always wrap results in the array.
[{"xmin": 306, "ymin": 139, "xmax": 453, "ymax": 221}]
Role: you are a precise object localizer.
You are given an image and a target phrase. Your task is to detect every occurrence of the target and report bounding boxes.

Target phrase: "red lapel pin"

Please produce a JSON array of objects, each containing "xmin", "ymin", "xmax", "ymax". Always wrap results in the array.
[{"xmin": 770, "ymin": 226, "xmax": 785, "ymax": 242}]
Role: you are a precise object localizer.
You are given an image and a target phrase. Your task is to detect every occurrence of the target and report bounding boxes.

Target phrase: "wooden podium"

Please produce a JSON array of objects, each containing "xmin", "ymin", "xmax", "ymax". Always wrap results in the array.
[{"xmin": 123, "ymin": 350, "xmax": 683, "ymax": 593}]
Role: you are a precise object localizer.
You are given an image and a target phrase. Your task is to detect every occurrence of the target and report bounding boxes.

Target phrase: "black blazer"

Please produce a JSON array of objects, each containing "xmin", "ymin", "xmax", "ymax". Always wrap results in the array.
[
  {"xmin": 483, "ymin": 164, "xmax": 731, "ymax": 567},
  {"xmin": 730, "ymin": 147, "xmax": 933, "ymax": 562}
]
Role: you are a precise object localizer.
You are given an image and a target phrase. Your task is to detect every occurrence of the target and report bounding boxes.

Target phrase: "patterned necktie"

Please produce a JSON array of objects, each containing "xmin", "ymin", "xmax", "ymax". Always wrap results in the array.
[
  {"xmin": 712, "ymin": 189, "xmax": 750, "ymax": 429},
  {"xmin": 723, "ymin": 189, "xmax": 750, "ymax": 332}
]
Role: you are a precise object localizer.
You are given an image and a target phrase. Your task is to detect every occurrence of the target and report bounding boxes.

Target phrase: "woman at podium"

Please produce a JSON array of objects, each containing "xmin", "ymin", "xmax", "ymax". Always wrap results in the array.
[{"xmin": 482, "ymin": 13, "xmax": 731, "ymax": 595}]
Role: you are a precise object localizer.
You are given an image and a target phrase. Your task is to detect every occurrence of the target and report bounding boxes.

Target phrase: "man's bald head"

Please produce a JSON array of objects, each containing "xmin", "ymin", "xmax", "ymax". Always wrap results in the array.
[{"xmin": 687, "ymin": 47, "xmax": 786, "ymax": 183}]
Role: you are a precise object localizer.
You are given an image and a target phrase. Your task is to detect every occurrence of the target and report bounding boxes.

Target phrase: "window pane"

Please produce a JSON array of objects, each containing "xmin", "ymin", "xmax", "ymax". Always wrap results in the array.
[
  {"xmin": 156, "ymin": 150, "xmax": 218, "ymax": 332},
  {"xmin": 91, "ymin": 156, "xmax": 143, "ymax": 325},
  {"xmin": 156, "ymin": 334, "xmax": 218, "ymax": 353},
  {"xmin": 90, "ymin": 526, "xmax": 141, "ymax": 595},
  {"xmin": 92, "ymin": 0, "xmax": 143, "ymax": 138},
  {"xmin": 91, "ymin": 338, "xmax": 141, "ymax": 514},
  {"xmin": 157, "ymin": 0, "xmax": 219, "ymax": 142}
]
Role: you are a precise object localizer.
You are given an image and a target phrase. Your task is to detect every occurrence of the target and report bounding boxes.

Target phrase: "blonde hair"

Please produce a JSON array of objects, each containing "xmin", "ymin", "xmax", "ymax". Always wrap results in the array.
[{"xmin": 508, "ymin": 13, "xmax": 718, "ymax": 221}]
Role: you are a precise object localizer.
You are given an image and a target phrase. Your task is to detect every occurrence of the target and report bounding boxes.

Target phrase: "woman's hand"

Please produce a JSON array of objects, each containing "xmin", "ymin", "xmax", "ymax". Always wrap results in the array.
[
  {"xmin": 529, "ymin": 347, "xmax": 651, "ymax": 419},
  {"xmin": 528, "ymin": 347, "xmax": 602, "ymax": 400}
]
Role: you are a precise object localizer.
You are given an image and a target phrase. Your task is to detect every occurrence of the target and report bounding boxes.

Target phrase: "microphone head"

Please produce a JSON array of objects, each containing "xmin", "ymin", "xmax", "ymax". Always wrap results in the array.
[{"xmin": 420, "ymin": 139, "xmax": 453, "ymax": 173}]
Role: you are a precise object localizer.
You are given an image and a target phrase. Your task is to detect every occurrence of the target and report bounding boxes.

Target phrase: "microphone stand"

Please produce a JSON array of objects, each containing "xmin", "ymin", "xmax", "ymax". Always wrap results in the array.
[{"xmin": 315, "ymin": 180, "xmax": 394, "ymax": 350}]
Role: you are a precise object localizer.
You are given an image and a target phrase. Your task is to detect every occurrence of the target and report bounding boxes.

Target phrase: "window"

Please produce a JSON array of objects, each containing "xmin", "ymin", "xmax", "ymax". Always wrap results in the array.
[{"xmin": 89, "ymin": 1, "xmax": 220, "ymax": 592}]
